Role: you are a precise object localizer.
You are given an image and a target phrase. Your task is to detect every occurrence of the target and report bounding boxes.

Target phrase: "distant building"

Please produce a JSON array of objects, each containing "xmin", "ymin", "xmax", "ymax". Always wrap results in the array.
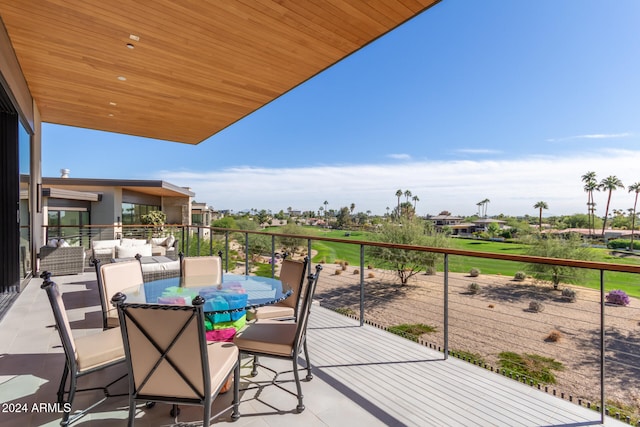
[{"xmin": 39, "ymin": 176, "xmax": 195, "ymax": 243}]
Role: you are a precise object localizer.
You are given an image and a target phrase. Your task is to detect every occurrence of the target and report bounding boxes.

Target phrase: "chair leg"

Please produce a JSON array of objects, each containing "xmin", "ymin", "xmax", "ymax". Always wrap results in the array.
[
  {"xmin": 203, "ymin": 397, "xmax": 211, "ymax": 427},
  {"xmin": 127, "ymin": 397, "xmax": 136, "ymax": 427},
  {"xmin": 292, "ymin": 357, "xmax": 304, "ymax": 413},
  {"xmin": 251, "ymin": 355, "xmax": 259, "ymax": 376},
  {"xmin": 57, "ymin": 364, "xmax": 69, "ymax": 404},
  {"xmin": 231, "ymin": 361, "xmax": 240, "ymax": 421},
  {"xmin": 61, "ymin": 372, "xmax": 78, "ymax": 426},
  {"xmin": 302, "ymin": 339, "xmax": 313, "ymax": 381}
]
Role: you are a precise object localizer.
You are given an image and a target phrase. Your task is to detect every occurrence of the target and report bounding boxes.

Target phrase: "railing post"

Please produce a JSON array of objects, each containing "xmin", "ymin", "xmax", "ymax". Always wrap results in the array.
[
  {"xmin": 224, "ymin": 231, "xmax": 229, "ymax": 273},
  {"xmin": 209, "ymin": 227, "xmax": 213, "ymax": 256},
  {"xmin": 196, "ymin": 226, "xmax": 201, "ymax": 255},
  {"xmin": 185, "ymin": 226, "xmax": 190, "ymax": 257},
  {"xmin": 360, "ymin": 244, "xmax": 365, "ymax": 326},
  {"xmin": 271, "ymin": 235, "xmax": 276, "ymax": 278},
  {"xmin": 600, "ymin": 269, "xmax": 605, "ymax": 424},
  {"xmin": 444, "ymin": 253, "xmax": 449, "ymax": 360},
  {"xmin": 307, "ymin": 239, "xmax": 312, "ymax": 275},
  {"xmin": 245, "ymin": 232, "xmax": 249, "ymax": 275}
]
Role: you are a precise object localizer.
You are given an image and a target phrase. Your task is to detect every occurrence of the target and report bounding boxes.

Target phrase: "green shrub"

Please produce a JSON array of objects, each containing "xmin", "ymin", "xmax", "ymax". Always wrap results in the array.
[
  {"xmin": 469, "ymin": 267, "xmax": 481, "ymax": 277},
  {"xmin": 607, "ymin": 239, "xmax": 640, "ymax": 250},
  {"xmin": 514, "ymin": 271, "xmax": 526, "ymax": 281},
  {"xmin": 528, "ymin": 300, "xmax": 544, "ymax": 312},
  {"xmin": 467, "ymin": 282, "xmax": 480, "ymax": 294},
  {"xmin": 561, "ymin": 287, "xmax": 577, "ymax": 302},
  {"xmin": 498, "ymin": 352, "xmax": 564, "ymax": 384},
  {"xmin": 334, "ymin": 307, "xmax": 356, "ymax": 316},
  {"xmin": 387, "ymin": 324, "xmax": 436, "ymax": 342}
]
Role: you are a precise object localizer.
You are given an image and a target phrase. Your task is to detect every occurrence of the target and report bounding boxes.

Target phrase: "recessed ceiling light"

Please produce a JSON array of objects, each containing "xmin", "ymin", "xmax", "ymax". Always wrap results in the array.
[
  {"xmin": 109, "ymin": 101, "xmax": 117, "ymax": 106},
  {"xmin": 129, "ymin": 34, "xmax": 140, "ymax": 42},
  {"xmin": 126, "ymin": 43, "xmax": 134, "ymax": 49},
  {"xmin": 108, "ymin": 113, "xmax": 114, "ymax": 117},
  {"xmin": 117, "ymin": 76, "xmax": 126, "ymax": 81}
]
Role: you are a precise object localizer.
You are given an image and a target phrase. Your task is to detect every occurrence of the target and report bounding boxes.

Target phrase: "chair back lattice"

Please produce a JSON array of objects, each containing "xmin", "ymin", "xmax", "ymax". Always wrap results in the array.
[{"xmin": 114, "ymin": 296, "xmax": 210, "ymax": 402}]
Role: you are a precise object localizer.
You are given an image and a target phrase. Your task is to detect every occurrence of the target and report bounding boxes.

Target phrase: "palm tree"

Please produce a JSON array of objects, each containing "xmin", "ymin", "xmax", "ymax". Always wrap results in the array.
[
  {"xmin": 533, "ymin": 201, "xmax": 548, "ymax": 232},
  {"xmin": 599, "ymin": 176, "xmax": 625, "ymax": 236},
  {"xmin": 349, "ymin": 203, "xmax": 355, "ymax": 215},
  {"xmin": 395, "ymin": 189, "xmax": 402, "ymax": 219},
  {"xmin": 323, "ymin": 200, "xmax": 329, "ymax": 223},
  {"xmin": 476, "ymin": 201, "xmax": 482, "ymax": 217},
  {"xmin": 386, "ymin": 206, "xmax": 390, "ymax": 218},
  {"xmin": 412, "ymin": 195, "xmax": 419, "ymax": 210},
  {"xmin": 582, "ymin": 171, "xmax": 597, "ymax": 236},
  {"xmin": 404, "ymin": 189, "xmax": 412, "ymax": 203},
  {"xmin": 628, "ymin": 182, "xmax": 640, "ymax": 251},
  {"xmin": 480, "ymin": 198, "xmax": 490, "ymax": 217}
]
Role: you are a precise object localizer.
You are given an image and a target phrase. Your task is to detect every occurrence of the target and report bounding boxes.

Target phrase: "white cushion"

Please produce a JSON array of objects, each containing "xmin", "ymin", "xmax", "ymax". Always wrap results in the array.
[
  {"xmin": 116, "ymin": 244, "xmax": 152, "ymax": 258},
  {"xmin": 121, "ymin": 238, "xmax": 148, "ymax": 247},
  {"xmin": 47, "ymin": 239, "xmax": 59, "ymax": 248},
  {"xmin": 57, "ymin": 239, "xmax": 70, "ymax": 247},
  {"xmin": 92, "ymin": 239, "xmax": 120, "ymax": 250},
  {"xmin": 141, "ymin": 260, "xmax": 180, "ymax": 272},
  {"xmin": 93, "ymin": 248, "xmax": 114, "ymax": 257},
  {"xmin": 165, "ymin": 235, "xmax": 176, "ymax": 248},
  {"xmin": 150, "ymin": 237, "xmax": 167, "ymax": 246}
]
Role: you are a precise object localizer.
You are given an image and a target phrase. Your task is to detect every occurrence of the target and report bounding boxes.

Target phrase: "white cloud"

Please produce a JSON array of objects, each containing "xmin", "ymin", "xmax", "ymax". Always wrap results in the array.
[
  {"xmin": 387, "ymin": 153, "xmax": 412, "ymax": 160},
  {"xmin": 455, "ymin": 148, "xmax": 502, "ymax": 154},
  {"xmin": 546, "ymin": 132, "xmax": 631, "ymax": 142},
  {"xmin": 156, "ymin": 149, "xmax": 640, "ymax": 217}
]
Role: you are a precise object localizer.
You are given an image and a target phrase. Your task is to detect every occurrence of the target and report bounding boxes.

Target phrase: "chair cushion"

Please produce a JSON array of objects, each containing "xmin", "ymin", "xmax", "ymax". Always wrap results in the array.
[
  {"xmin": 246, "ymin": 305, "xmax": 294, "ymax": 321},
  {"xmin": 92, "ymin": 239, "xmax": 121, "ymax": 250},
  {"xmin": 234, "ymin": 322, "xmax": 297, "ymax": 357},
  {"xmin": 74, "ymin": 327, "xmax": 124, "ymax": 372},
  {"xmin": 121, "ymin": 238, "xmax": 148, "ymax": 247},
  {"xmin": 207, "ymin": 342, "xmax": 239, "ymax": 392},
  {"xmin": 116, "ymin": 244, "xmax": 152, "ymax": 258}
]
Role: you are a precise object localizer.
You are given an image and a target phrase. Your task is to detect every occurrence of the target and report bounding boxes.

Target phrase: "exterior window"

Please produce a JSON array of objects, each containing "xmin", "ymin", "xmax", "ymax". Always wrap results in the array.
[
  {"xmin": 121, "ymin": 203, "xmax": 160, "ymax": 225},
  {"xmin": 192, "ymin": 213, "xmax": 204, "ymax": 225},
  {"xmin": 47, "ymin": 210, "xmax": 90, "ymax": 248},
  {"xmin": 19, "ymin": 123, "xmax": 31, "ymax": 278}
]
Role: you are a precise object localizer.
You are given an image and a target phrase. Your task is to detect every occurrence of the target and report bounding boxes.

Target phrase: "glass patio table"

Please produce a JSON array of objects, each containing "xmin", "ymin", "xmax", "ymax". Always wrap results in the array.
[{"xmin": 119, "ymin": 273, "xmax": 292, "ymax": 314}]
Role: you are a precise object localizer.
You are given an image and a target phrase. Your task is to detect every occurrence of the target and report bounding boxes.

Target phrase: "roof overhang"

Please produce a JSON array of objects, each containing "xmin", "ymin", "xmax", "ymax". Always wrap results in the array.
[
  {"xmin": 42, "ymin": 188, "xmax": 101, "ymax": 202},
  {"xmin": 0, "ymin": 1, "xmax": 440, "ymax": 144},
  {"xmin": 42, "ymin": 177, "xmax": 194, "ymax": 198}
]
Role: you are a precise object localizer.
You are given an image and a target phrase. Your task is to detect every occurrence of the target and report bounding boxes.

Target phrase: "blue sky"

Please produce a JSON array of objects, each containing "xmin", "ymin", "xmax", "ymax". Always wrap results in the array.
[{"xmin": 42, "ymin": 0, "xmax": 640, "ymax": 217}]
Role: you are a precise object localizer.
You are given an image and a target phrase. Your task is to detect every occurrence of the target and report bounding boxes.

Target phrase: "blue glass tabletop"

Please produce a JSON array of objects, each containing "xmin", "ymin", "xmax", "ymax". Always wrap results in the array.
[{"xmin": 120, "ymin": 273, "xmax": 292, "ymax": 314}]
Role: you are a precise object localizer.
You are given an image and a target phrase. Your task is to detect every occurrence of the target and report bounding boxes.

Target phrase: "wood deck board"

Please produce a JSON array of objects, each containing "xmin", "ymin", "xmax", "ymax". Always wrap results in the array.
[{"xmin": 307, "ymin": 306, "xmax": 621, "ymax": 427}]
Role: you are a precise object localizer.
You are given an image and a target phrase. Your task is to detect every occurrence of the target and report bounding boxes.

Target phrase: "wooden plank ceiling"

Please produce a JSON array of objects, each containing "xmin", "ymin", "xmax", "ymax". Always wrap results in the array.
[{"xmin": 0, "ymin": 0, "xmax": 439, "ymax": 144}]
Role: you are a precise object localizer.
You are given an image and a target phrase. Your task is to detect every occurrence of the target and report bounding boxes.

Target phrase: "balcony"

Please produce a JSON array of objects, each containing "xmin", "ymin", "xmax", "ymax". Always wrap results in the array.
[{"xmin": 2, "ymin": 225, "xmax": 638, "ymax": 425}]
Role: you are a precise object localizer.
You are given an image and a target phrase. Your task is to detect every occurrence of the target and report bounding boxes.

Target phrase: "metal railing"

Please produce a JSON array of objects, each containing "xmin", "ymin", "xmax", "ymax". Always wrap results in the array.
[{"xmin": 42, "ymin": 224, "xmax": 640, "ymax": 423}]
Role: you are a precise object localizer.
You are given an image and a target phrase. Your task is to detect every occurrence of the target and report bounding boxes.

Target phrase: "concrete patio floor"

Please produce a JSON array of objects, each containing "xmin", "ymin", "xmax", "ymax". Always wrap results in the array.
[{"xmin": 0, "ymin": 272, "xmax": 629, "ymax": 426}]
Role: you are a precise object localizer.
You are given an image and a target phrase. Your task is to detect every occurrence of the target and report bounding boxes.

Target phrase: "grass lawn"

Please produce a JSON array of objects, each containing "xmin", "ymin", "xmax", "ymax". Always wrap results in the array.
[{"xmin": 298, "ymin": 231, "xmax": 640, "ymax": 298}]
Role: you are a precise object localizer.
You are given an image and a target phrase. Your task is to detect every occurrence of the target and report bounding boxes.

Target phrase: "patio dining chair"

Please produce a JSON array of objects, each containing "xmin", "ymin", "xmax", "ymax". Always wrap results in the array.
[
  {"xmin": 94, "ymin": 259, "xmax": 144, "ymax": 330},
  {"xmin": 247, "ymin": 257, "xmax": 308, "ymax": 321},
  {"xmin": 41, "ymin": 280, "xmax": 126, "ymax": 426},
  {"xmin": 180, "ymin": 254, "xmax": 223, "ymax": 287},
  {"xmin": 112, "ymin": 293, "xmax": 240, "ymax": 426},
  {"xmin": 234, "ymin": 264, "xmax": 322, "ymax": 413}
]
